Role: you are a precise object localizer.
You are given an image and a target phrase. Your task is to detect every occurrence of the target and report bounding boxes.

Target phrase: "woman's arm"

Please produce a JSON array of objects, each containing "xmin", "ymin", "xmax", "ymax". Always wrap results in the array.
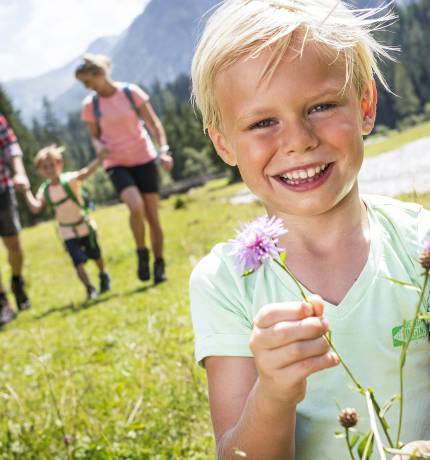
[
  {"xmin": 138, "ymin": 101, "xmax": 167, "ymax": 148},
  {"xmin": 138, "ymin": 101, "xmax": 173, "ymax": 172}
]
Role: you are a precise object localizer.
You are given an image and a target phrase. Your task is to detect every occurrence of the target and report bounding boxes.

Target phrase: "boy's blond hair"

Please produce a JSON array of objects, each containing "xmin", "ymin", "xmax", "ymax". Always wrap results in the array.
[
  {"xmin": 192, "ymin": 0, "xmax": 396, "ymax": 132},
  {"xmin": 34, "ymin": 144, "xmax": 65, "ymax": 168}
]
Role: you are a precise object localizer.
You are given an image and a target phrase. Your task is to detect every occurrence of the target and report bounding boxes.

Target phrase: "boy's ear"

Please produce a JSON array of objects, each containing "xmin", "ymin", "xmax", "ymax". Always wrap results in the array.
[
  {"xmin": 361, "ymin": 80, "xmax": 378, "ymax": 136},
  {"xmin": 207, "ymin": 127, "xmax": 237, "ymax": 167}
]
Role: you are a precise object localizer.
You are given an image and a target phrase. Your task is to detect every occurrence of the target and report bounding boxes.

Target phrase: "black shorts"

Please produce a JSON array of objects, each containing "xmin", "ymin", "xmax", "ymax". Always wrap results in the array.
[
  {"xmin": 64, "ymin": 234, "xmax": 101, "ymax": 267},
  {"xmin": 0, "ymin": 188, "xmax": 21, "ymax": 237},
  {"xmin": 106, "ymin": 160, "xmax": 159, "ymax": 195}
]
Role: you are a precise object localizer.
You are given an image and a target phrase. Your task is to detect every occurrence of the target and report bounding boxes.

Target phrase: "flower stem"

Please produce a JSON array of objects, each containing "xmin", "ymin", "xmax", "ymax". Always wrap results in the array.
[
  {"xmin": 325, "ymin": 334, "xmax": 364, "ymax": 394},
  {"xmin": 274, "ymin": 259, "xmax": 307, "ymax": 301},
  {"xmin": 368, "ymin": 391, "xmax": 395, "ymax": 448},
  {"xmin": 345, "ymin": 428, "xmax": 357, "ymax": 460},
  {"xmin": 396, "ymin": 270, "xmax": 430, "ymax": 447},
  {"xmin": 274, "ymin": 258, "xmax": 365, "ymax": 393},
  {"xmin": 274, "ymin": 255, "xmax": 396, "ymax": 451}
]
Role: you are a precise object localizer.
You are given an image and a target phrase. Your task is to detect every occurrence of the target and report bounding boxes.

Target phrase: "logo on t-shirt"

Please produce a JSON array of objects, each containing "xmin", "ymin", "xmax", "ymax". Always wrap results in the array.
[{"xmin": 392, "ymin": 319, "xmax": 428, "ymax": 347}]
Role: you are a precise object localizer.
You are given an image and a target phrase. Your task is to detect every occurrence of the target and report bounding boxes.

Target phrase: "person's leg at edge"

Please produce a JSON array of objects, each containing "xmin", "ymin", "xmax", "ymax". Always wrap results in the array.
[
  {"xmin": 0, "ymin": 269, "xmax": 16, "ymax": 325},
  {"xmin": 120, "ymin": 186, "xmax": 150, "ymax": 281},
  {"xmin": 142, "ymin": 193, "xmax": 166, "ymax": 284},
  {"xmin": 2, "ymin": 235, "xmax": 30, "ymax": 310},
  {"xmin": 3, "ymin": 235, "xmax": 23, "ymax": 276}
]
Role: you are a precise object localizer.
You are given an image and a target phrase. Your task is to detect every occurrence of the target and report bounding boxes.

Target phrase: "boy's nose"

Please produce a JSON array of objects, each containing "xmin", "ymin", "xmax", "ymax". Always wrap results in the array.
[{"xmin": 279, "ymin": 119, "xmax": 319, "ymax": 155}]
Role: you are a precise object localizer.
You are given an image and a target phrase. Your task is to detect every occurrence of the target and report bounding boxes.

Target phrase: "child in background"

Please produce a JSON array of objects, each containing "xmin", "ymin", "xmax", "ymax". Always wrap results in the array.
[
  {"xmin": 189, "ymin": 1, "xmax": 430, "ymax": 459},
  {"xmin": 24, "ymin": 145, "xmax": 110, "ymax": 300}
]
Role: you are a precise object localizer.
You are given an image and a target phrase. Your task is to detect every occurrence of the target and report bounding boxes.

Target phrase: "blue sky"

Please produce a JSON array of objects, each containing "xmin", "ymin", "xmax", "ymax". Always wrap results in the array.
[{"xmin": 0, "ymin": 0, "xmax": 150, "ymax": 81}]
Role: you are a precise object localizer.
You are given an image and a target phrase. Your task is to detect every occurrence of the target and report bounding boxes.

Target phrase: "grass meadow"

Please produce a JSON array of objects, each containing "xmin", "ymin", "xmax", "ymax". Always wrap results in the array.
[
  {"xmin": 364, "ymin": 121, "xmax": 430, "ymax": 157},
  {"xmin": 1, "ymin": 122, "xmax": 430, "ymax": 459},
  {"xmin": 0, "ymin": 179, "xmax": 262, "ymax": 460}
]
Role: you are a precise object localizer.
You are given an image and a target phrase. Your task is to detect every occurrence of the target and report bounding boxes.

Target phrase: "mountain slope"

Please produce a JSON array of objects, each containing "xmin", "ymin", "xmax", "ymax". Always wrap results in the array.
[
  {"xmin": 111, "ymin": 0, "xmax": 217, "ymax": 84},
  {"xmin": 4, "ymin": 0, "xmax": 218, "ymax": 121},
  {"xmin": 4, "ymin": 36, "xmax": 119, "ymax": 121},
  {"xmin": 4, "ymin": 0, "xmax": 412, "ymax": 121}
]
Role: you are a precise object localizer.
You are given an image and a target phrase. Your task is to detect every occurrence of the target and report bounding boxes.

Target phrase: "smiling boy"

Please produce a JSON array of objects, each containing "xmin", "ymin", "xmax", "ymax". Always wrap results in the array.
[{"xmin": 189, "ymin": 1, "xmax": 430, "ymax": 459}]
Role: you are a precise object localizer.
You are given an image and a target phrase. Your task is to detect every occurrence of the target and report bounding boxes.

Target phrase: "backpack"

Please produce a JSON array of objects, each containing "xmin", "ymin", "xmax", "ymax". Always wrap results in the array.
[
  {"xmin": 92, "ymin": 84, "xmax": 141, "ymax": 135},
  {"xmin": 41, "ymin": 173, "xmax": 92, "ymax": 212},
  {"xmin": 41, "ymin": 173, "xmax": 97, "ymax": 246}
]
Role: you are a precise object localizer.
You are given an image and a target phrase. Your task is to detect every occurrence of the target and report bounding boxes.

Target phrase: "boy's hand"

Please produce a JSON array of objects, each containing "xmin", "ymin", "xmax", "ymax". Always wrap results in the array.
[
  {"xmin": 392, "ymin": 441, "xmax": 430, "ymax": 460},
  {"xmin": 160, "ymin": 153, "xmax": 173, "ymax": 172},
  {"xmin": 250, "ymin": 295, "xmax": 339, "ymax": 408},
  {"xmin": 13, "ymin": 173, "xmax": 29, "ymax": 193}
]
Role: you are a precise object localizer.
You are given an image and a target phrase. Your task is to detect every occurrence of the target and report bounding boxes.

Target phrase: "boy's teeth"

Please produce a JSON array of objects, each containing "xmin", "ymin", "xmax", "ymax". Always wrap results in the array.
[
  {"xmin": 281, "ymin": 163, "xmax": 328, "ymax": 181},
  {"xmin": 307, "ymin": 167, "xmax": 316, "ymax": 177}
]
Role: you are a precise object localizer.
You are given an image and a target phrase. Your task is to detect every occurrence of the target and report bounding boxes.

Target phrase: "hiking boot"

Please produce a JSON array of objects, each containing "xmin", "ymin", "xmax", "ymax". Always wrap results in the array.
[
  {"xmin": 11, "ymin": 276, "xmax": 31, "ymax": 311},
  {"xmin": 86, "ymin": 285, "xmax": 98, "ymax": 301},
  {"xmin": 154, "ymin": 258, "xmax": 167, "ymax": 284},
  {"xmin": 99, "ymin": 272, "xmax": 111, "ymax": 294},
  {"xmin": 0, "ymin": 292, "xmax": 16, "ymax": 326},
  {"xmin": 137, "ymin": 247, "xmax": 150, "ymax": 281}
]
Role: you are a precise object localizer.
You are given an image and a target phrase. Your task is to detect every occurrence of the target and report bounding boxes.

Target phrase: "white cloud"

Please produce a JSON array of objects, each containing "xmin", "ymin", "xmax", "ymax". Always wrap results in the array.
[{"xmin": 0, "ymin": 0, "xmax": 150, "ymax": 81}]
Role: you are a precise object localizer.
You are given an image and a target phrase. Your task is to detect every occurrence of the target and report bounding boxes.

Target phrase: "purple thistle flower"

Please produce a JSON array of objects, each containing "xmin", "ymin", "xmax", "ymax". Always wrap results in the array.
[
  {"xmin": 423, "ymin": 236, "xmax": 430, "ymax": 253},
  {"xmin": 230, "ymin": 215, "xmax": 287, "ymax": 273}
]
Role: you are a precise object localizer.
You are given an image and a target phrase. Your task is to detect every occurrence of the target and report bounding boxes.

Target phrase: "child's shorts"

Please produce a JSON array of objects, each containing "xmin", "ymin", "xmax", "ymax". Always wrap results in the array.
[{"xmin": 64, "ymin": 234, "xmax": 101, "ymax": 267}]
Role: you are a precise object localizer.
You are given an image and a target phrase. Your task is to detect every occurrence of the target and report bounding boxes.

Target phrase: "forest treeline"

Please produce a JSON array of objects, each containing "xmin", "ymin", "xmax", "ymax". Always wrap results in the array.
[{"xmin": 1, "ymin": 0, "xmax": 429, "ymax": 226}]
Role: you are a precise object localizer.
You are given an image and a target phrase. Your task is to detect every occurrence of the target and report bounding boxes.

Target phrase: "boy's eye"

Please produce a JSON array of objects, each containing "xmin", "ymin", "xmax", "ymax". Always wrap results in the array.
[
  {"xmin": 249, "ymin": 118, "xmax": 277, "ymax": 130},
  {"xmin": 310, "ymin": 103, "xmax": 336, "ymax": 114}
]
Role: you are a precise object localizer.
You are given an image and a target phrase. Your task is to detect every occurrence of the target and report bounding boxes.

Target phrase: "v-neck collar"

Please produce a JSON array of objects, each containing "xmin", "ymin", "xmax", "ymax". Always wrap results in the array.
[{"xmin": 268, "ymin": 197, "xmax": 383, "ymax": 320}]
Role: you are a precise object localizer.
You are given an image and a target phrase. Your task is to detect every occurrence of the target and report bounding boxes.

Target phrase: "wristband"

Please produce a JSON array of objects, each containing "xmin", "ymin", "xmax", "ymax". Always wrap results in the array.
[{"xmin": 159, "ymin": 144, "xmax": 170, "ymax": 153}]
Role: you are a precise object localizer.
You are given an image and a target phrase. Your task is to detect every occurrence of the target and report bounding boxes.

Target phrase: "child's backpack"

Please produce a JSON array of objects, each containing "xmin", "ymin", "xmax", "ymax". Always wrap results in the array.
[
  {"xmin": 41, "ymin": 173, "xmax": 97, "ymax": 246},
  {"xmin": 41, "ymin": 173, "xmax": 92, "ymax": 213}
]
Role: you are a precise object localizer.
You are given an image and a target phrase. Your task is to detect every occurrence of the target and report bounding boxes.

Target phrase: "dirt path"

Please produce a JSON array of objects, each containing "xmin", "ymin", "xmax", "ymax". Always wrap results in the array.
[{"xmin": 359, "ymin": 136, "xmax": 430, "ymax": 196}]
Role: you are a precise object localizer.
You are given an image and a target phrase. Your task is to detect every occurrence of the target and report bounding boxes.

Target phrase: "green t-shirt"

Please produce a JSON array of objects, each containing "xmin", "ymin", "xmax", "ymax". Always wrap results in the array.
[{"xmin": 190, "ymin": 195, "xmax": 430, "ymax": 459}]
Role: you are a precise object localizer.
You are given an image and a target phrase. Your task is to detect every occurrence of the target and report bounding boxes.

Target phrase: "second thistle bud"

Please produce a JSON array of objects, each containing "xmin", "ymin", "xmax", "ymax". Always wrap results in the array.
[{"xmin": 338, "ymin": 408, "xmax": 358, "ymax": 429}]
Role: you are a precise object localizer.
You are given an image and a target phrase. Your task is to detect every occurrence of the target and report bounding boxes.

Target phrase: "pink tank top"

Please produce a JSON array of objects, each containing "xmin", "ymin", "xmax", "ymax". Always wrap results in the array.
[{"xmin": 81, "ymin": 83, "xmax": 158, "ymax": 169}]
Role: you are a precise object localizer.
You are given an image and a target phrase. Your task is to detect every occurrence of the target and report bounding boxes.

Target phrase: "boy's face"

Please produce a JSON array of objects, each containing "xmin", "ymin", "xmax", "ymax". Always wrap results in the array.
[
  {"xmin": 209, "ymin": 44, "xmax": 377, "ymax": 218},
  {"xmin": 38, "ymin": 157, "xmax": 63, "ymax": 181}
]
